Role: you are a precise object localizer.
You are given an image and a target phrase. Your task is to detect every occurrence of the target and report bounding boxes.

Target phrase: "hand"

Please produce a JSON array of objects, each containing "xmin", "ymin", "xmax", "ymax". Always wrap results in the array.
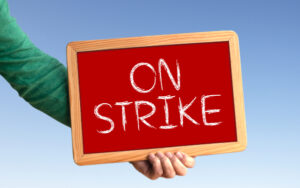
[{"xmin": 130, "ymin": 151, "xmax": 195, "ymax": 180}]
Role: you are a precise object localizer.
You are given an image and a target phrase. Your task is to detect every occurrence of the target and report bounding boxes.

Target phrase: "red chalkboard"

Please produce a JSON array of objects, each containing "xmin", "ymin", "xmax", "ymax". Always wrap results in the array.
[{"xmin": 67, "ymin": 31, "xmax": 247, "ymax": 165}]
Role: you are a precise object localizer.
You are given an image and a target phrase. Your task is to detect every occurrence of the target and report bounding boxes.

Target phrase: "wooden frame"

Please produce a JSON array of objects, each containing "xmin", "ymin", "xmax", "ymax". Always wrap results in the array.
[{"xmin": 67, "ymin": 31, "xmax": 247, "ymax": 165}]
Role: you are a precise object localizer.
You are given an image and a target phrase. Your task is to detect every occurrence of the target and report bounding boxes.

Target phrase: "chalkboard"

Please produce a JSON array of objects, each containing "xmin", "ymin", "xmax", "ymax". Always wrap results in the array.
[{"xmin": 67, "ymin": 31, "xmax": 247, "ymax": 165}]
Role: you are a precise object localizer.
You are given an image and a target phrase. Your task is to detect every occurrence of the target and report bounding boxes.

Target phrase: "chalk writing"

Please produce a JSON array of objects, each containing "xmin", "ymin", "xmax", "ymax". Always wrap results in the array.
[{"xmin": 94, "ymin": 58, "xmax": 222, "ymax": 134}]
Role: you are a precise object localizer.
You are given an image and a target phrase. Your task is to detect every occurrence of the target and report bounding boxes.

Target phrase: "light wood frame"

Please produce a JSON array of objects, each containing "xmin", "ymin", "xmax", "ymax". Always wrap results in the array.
[{"xmin": 67, "ymin": 31, "xmax": 247, "ymax": 165}]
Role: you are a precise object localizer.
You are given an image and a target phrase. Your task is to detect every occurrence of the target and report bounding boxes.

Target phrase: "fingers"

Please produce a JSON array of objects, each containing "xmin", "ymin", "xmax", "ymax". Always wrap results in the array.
[
  {"xmin": 131, "ymin": 152, "xmax": 195, "ymax": 180},
  {"xmin": 147, "ymin": 153, "xmax": 163, "ymax": 180},
  {"xmin": 175, "ymin": 152, "xmax": 195, "ymax": 168},
  {"xmin": 156, "ymin": 152, "xmax": 176, "ymax": 178},
  {"xmin": 165, "ymin": 152, "xmax": 187, "ymax": 176}
]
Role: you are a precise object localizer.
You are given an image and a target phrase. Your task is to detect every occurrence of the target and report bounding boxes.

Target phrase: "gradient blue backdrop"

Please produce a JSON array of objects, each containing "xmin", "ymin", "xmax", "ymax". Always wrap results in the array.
[{"xmin": 1, "ymin": 0, "xmax": 299, "ymax": 187}]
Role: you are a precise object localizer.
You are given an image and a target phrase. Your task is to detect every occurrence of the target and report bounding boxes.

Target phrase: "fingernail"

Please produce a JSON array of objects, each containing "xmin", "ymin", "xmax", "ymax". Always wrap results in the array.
[
  {"xmin": 176, "ymin": 152, "xmax": 183, "ymax": 159},
  {"xmin": 165, "ymin": 152, "xmax": 173, "ymax": 158},
  {"xmin": 149, "ymin": 153, "xmax": 155, "ymax": 160},
  {"xmin": 156, "ymin": 152, "xmax": 164, "ymax": 158}
]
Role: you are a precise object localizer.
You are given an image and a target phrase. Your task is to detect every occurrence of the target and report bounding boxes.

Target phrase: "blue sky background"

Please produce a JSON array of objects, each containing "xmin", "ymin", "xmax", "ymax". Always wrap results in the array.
[{"xmin": 0, "ymin": 0, "xmax": 299, "ymax": 187}]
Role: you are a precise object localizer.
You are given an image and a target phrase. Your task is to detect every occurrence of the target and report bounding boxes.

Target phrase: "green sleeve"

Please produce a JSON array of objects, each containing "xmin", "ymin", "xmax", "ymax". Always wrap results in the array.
[{"xmin": 0, "ymin": 0, "xmax": 70, "ymax": 127}]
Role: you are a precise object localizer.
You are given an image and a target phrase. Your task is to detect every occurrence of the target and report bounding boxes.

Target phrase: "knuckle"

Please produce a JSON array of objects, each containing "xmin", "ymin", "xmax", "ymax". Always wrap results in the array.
[
  {"xmin": 165, "ymin": 171, "xmax": 176, "ymax": 178},
  {"xmin": 154, "ymin": 168, "xmax": 163, "ymax": 177},
  {"xmin": 149, "ymin": 175, "xmax": 159, "ymax": 180},
  {"xmin": 164, "ymin": 168, "xmax": 176, "ymax": 178}
]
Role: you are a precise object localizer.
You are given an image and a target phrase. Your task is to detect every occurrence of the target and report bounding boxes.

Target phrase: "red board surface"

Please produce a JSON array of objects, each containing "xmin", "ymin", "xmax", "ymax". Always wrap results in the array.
[{"xmin": 77, "ymin": 42, "xmax": 237, "ymax": 154}]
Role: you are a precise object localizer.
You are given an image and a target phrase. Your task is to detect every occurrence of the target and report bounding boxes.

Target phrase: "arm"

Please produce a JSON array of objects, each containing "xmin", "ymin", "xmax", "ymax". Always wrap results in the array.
[
  {"xmin": 0, "ymin": 0, "xmax": 70, "ymax": 126},
  {"xmin": 0, "ymin": 0, "xmax": 195, "ymax": 179}
]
